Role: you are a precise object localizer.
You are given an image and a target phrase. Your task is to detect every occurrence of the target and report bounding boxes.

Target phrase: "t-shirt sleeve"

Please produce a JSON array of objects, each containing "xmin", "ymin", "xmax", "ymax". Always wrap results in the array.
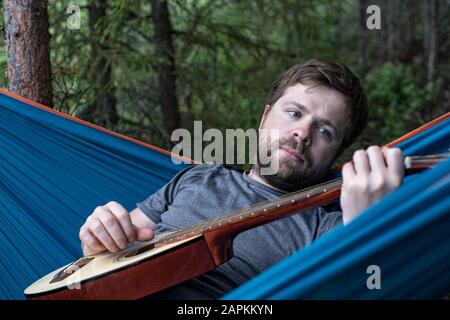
[
  {"xmin": 316, "ymin": 206, "xmax": 343, "ymax": 239},
  {"xmin": 136, "ymin": 165, "xmax": 194, "ymax": 224}
]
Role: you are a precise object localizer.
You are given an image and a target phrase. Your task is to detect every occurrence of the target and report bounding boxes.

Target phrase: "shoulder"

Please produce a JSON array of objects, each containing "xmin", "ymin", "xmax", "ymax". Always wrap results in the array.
[
  {"xmin": 180, "ymin": 163, "xmax": 240, "ymax": 180},
  {"xmin": 171, "ymin": 163, "xmax": 243, "ymax": 194}
]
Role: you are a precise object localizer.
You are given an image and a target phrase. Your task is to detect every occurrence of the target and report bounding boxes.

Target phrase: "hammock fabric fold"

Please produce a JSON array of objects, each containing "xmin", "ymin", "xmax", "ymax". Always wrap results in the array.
[{"xmin": 0, "ymin": 88, "xmax": 448, "ymax": 299}]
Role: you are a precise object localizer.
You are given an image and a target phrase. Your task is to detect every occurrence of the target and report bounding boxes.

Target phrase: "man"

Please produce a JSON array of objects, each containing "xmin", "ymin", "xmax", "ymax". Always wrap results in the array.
[{"xmin": 79, "ymin": 59, "xmax": 404, "ymax": 299}]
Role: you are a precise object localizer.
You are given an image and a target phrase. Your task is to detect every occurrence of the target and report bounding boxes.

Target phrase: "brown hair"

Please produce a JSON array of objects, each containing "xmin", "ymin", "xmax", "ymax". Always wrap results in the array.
[{"xmin": 266, "ymin": 59, "xmax": 368, "ymax": 151}]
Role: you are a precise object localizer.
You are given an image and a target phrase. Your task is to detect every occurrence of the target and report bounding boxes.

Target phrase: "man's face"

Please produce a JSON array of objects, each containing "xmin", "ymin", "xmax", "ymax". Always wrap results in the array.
[{"xmin": 255, "ymin": 83, "xmax": 350, "ymax": 191}]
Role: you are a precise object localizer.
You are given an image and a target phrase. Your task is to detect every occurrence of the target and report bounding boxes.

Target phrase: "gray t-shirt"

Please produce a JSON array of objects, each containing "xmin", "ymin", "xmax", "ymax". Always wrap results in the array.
[{"xmin": 137, "ymin": 163, "xmax": 342, "ymax": 299}]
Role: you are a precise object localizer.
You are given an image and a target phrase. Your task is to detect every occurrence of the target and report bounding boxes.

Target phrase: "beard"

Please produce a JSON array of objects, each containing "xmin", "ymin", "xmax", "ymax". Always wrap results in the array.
[{"xmin": 253, "ymin": 136, "xmax": 329, "ymax": 192}]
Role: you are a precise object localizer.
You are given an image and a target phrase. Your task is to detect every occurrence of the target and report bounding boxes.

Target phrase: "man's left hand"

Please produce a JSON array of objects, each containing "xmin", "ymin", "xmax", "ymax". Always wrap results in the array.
[{"xmin": 341, "ymin": 146, "xmax": 404, "ymax": 224}]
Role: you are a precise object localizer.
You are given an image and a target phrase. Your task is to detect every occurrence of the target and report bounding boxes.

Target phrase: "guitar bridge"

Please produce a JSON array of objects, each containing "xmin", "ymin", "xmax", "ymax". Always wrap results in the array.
[{"xmin": 49, "ymin": 257, "xmax": 94, "ymax": 283}]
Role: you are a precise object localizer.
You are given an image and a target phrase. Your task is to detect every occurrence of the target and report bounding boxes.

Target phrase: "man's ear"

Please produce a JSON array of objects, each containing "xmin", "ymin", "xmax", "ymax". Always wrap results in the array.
[{"xmin": 259, "ymin": 104, "xmax": 272, "ymax": 129}]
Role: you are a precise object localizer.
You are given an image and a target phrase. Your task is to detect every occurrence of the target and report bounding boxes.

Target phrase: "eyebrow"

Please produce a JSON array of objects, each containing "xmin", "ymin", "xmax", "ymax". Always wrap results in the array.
[{"xmin": 285, "ymin": 101, "xmax": 339, "ymax": 134}]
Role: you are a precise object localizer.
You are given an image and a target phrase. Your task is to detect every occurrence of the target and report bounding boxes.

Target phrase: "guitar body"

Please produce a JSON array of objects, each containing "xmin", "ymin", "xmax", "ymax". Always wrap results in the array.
[{"xmin": 25, "ymin": 233, "xmax": 226, "ymax": 300}]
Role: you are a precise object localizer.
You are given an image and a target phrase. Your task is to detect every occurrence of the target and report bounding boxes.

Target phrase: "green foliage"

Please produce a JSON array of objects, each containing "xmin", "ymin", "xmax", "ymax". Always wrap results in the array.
[
  {"xmin": 364, "ymin": 62, "xmax": 442, "ymax": 145},
  {"xmin": 48, "ymin": 0, "xmax": 93, "ymax": 114}
]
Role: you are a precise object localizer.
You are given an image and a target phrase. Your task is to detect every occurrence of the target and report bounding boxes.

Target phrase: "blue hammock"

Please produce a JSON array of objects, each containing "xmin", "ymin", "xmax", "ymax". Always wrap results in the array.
[
  {"xmin": 0, "ymin": 90, "xmax": 189, "ymax": 299},
  {"xmin": 0, "ymin": 89, "xmax": 449, "ymax": 299}
]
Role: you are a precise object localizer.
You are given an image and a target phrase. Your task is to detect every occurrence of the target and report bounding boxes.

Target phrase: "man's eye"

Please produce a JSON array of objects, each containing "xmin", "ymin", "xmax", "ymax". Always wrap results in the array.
[
  {"xmin": 319, "ymin": 127, "xmax": 332, "ymax": 138},
  {"xmin": 288, "ymin": 111, "xmax": 301, "ymax": 118}
]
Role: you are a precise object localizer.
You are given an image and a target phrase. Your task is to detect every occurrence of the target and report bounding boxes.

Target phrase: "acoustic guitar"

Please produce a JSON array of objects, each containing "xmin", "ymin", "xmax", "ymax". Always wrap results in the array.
[{"xmin": 24, "ymin": 153, "xmax": 448, "ymax": 299}]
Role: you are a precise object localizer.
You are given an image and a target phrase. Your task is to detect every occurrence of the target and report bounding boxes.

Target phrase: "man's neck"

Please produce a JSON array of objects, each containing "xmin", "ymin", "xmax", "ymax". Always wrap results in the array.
[{"xmin": 248, "ymin": 168, "xmax": 286, "ymax": 193}]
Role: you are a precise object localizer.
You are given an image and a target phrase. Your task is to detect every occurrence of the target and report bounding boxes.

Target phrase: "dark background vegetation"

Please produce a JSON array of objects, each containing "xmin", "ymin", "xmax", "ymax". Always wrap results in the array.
[{"xmin": 1, "ymin": 0, "xmax": 449, "ymax": 166}]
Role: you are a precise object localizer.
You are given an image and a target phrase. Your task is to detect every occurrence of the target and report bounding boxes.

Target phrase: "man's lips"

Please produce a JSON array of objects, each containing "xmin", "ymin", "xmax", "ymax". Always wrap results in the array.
[{"xmin": 280, "ymin": 147, "xmax": 304, "ymax": 162}]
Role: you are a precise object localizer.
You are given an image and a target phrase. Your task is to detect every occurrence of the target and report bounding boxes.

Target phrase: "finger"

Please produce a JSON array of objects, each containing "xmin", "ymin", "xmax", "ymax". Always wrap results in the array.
[
  {"xmin": 106, "ymin": 201, "xmax": 136, "ymax": 244},
  {"xmin": 353, "ymin": 150, "xmax": 370, "ymax": 175},
  {"xmin": 89, "ymin": 217, "xmax": 120, "ymax": 252},
  {"xmin": 342, "ymin": 161, "xmax": 356, "ymax": 182},
  {"xmin": 383, "ymin": 147, "xmax": 404, "ymax": 183},
  {"xmin": 79, "ymin": 224, "xmax": 87, "ymax": 241},
  {"xmin": 366, "ymin": 146, "xmax": 387, "ymax": 174},
  {"xmin": 79, "ymin": 215, "xmax": 94, "ymax": 240},
  {"xmin": 97, "ymin": 210, "xmax": 129, "ymax": 249},
  {"xmin": 82, "ymin": 229, "xmax": 106, "ymax": 254},
  {"xmin": 134, "ymin": 226, "xmax": 154, "ymax": 242},
  {"xmin": 79, "ymin": 225, "xmax": 91, "ymax": 242}
]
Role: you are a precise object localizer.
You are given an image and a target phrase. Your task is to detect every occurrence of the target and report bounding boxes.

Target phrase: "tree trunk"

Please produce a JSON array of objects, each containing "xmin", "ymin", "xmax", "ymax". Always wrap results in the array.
[
  {"xmin": 4, "ymin": 0, "xmax": 53, "ymax": 107},
  {"xmin": 78, "ymin": 2, "xmax": 119, "ymax": 129},
  {"xmin": 386, "ymin": 0, "xmax": 396, "ymax": 61},
  {"xmin": 358, "ymin": 0, "xmax": 369, "ymax": 71},
  {"xmin": 426, "ymin": 0, "xmax": 437, "ymax": 82},
  {"xmin": 150, "ymin": 0, "xmax": 181, "ymax": 137},
  {"xmin": 398, "ymin": 0, "xmax": 424, "ymax": 64}
]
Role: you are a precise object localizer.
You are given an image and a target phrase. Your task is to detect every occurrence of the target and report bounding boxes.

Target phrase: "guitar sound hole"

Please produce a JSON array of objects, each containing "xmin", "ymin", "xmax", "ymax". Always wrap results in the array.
[{"xmin": 123, "ymin": 243, "xmax": 156, "ymax": 258}]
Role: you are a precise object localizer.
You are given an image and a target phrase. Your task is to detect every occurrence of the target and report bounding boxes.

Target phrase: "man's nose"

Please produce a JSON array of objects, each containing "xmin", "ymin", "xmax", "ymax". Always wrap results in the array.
[{"xmin": 292, "ymin": 125, "xmax": 311, "ymax": 146}]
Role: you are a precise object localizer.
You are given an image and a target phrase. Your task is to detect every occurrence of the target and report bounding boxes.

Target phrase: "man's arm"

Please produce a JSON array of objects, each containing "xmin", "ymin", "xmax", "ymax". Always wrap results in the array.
[
  {"xmin": 341, "ymin": 146, "xmax": 404, "ymax": 225},
  {"xmin": 79, "ymin": 201, "xmax": 156, "ymax": 256}
]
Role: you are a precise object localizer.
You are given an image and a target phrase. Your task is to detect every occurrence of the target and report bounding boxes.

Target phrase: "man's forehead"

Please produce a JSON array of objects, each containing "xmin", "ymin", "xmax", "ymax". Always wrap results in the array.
[{"xmin": 280, "ymin": 84, "xmax": 347, "ymax": 106}]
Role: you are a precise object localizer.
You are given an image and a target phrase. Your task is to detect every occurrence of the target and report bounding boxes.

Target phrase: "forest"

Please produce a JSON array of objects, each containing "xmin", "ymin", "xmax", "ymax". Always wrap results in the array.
[{"xmin": 1, "ymin": 0, "xmax": 449, "ymax": 165}]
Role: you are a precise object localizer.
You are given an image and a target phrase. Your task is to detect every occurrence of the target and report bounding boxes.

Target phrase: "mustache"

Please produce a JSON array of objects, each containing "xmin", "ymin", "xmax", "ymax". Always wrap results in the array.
[{"xmin": 278, "ymin": 138, "xmax": 311, "ymax": 165}]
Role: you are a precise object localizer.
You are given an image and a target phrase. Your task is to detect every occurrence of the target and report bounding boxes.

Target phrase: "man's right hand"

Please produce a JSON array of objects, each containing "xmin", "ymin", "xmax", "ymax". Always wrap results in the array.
[{"xmin": 79, "ymin": 201, "xmax": 155, "ymax": 256}]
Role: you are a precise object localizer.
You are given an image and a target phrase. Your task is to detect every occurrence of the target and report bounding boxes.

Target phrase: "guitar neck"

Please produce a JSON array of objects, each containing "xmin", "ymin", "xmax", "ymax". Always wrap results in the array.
[{"xmin": 156, "ymin": 153, "xmax": 448, "ymax": 247}]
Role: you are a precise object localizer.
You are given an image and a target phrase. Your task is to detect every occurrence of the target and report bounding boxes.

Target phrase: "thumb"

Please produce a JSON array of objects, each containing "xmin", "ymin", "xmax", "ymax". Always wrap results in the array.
[{"xmin": 134, "ymin": 226, "xmax": 154, "ymax": 242}]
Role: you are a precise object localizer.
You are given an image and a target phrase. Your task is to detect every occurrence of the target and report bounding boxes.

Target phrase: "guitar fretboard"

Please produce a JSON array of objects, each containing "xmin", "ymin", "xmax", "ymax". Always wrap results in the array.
[{"xmin": 156, "ymin": 178, "xmax": 343, "ymax": 245}]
